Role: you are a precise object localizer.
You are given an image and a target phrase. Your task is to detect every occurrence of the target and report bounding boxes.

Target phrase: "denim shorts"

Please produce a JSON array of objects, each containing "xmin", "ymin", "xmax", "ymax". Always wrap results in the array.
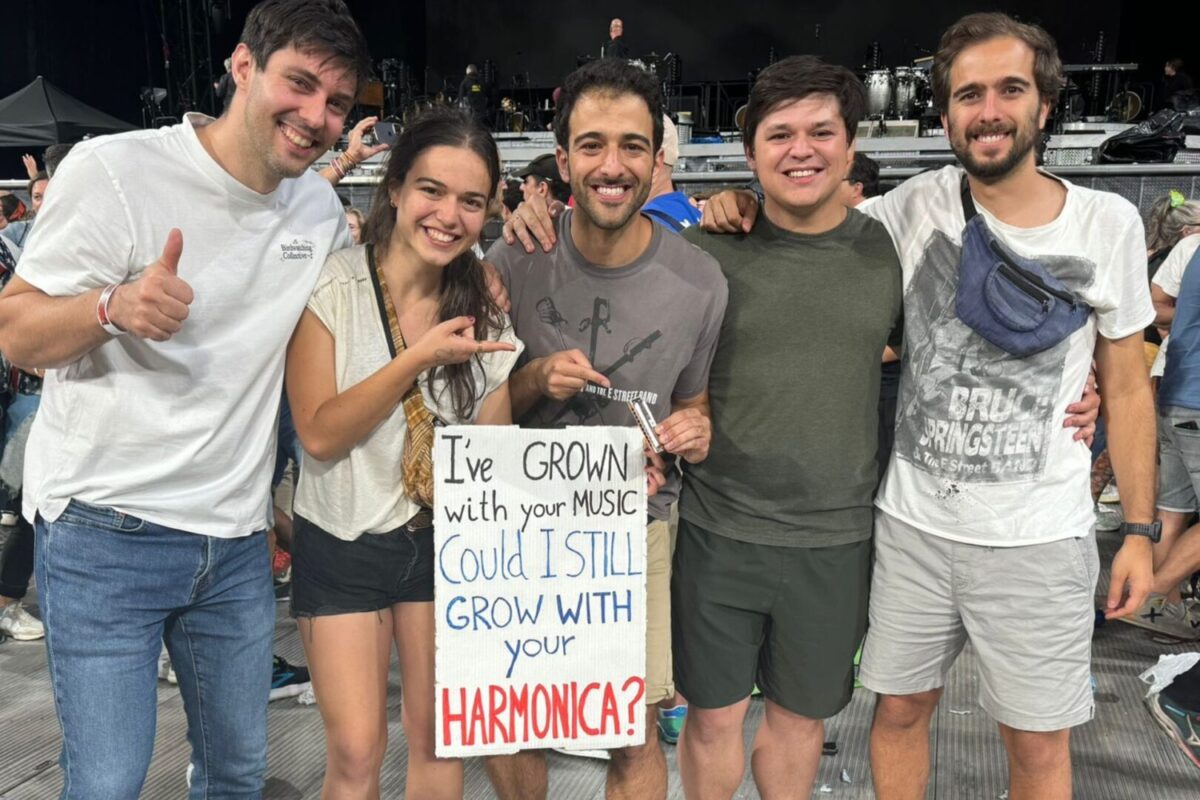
[{"xmin": 290, "ymin": 513, "xmax": 434, "ymax": 617}]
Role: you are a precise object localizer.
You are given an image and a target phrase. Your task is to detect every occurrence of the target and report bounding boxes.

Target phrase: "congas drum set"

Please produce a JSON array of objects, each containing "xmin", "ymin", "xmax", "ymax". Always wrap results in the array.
[{"xmin": 863, "ymin": 65, "xmax": 932, "ymax": 119}]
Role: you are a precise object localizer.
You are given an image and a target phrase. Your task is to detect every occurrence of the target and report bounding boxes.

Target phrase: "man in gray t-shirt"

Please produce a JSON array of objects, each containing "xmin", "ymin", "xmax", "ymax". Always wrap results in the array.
[
  {"xmin": 483, "ymin": 59, "xmax": 727, "ymax": 800},
  {"xmin": 489, "ymin": 208, "xmax": 725, "ymax": 519}
]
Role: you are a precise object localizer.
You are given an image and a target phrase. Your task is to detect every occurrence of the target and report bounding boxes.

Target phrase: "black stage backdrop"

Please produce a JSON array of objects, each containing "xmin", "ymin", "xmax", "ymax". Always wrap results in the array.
[
  {"xmin": 0, "ymin": 0, "xmax": 1195, "ymax": 167},
  {"xmin": 423, "ymin": 1, "xmax": 1123, "ymax": 87}
]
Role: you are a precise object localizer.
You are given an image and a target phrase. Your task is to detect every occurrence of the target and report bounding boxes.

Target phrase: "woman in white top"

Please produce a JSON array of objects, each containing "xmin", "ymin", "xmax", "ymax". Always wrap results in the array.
[{"xmin": 286, "ymin": 108, "xmax": 521, "ymax": 799}]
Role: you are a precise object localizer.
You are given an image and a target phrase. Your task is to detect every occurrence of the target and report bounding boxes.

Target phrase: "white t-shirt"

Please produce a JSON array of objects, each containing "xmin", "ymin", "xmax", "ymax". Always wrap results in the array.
[
  {"xmin": 18, "ymin": 114, "xmax": 350, "ymax": 537},
  {"xmin": 1152, "ymin": 235, "xmax": 1200, "ymax": 299},
  {"xmin": 856, "ymin": 194, "xmax": 883, "ymax": 212},
  {"xmin": 867, "ymin": 166, "xmax": 1155, "ymax": 545},
  {"xmin": 1149, "ymin": 234, "xmax": 1200, "ymax": 377},
  {"xmin": 293, "ymin": 246, "xmax": 523, "ymax": 540}
]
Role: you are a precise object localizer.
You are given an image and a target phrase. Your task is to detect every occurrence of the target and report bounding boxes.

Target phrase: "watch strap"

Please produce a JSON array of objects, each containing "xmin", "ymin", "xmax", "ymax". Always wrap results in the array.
[{"xmin": 1119, "ymin": 521, "xmax": 1161, "ymax": 542}]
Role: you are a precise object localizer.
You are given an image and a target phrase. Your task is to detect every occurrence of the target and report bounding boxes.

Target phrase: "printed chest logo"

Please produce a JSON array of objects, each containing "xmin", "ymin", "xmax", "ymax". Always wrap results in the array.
[
  {"xmin": 894, "ymin": 230, "xmax": 1096, "ymax": 491},
  {"xmin": 536, "ymin": 295, "xmax": 661, "ymax": 425},
  {"xmin": 280, "ymin": 238, "xmax": 315, "ymax": 261}
]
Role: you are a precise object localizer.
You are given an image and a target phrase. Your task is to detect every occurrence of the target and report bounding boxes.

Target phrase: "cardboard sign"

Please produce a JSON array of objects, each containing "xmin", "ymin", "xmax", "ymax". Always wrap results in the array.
[{"xmin": 433, "ymin": 425, "xmax": 647, "ymax": 757}]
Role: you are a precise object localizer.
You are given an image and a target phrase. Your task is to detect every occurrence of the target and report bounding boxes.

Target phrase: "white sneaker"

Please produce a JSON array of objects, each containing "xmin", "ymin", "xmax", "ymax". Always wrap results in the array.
[
  {"xmin": 1120, "ymin": 595, "xmax": 1200, "ymax": 640},
  {"xmin": 0, "ymin": 510, "xmax": 19, "ymax": 526},
  {"xmin": 1099, "ymin": 480, "xmax": 1121, "ymax": 504},
  {"xmin": 1120, "ymin": 593, "xmax": 1167, "ymax": 627},
  {"xmin": 0, "ymin": 601, "xmax": 45, "ymax": 641},
  {"xmin": 1161, "ymin": 602, "xmax": 1200, "ymax": 641},
  {"xmin": 157, "ymin": 645, "xmax": 177, "ymax": 684}
]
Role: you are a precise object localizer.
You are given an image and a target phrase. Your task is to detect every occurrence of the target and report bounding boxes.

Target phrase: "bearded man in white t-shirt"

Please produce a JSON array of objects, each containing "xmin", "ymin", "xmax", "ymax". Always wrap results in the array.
[
  {"xmin": 0, "ymin": 2, "xmax": 369, "ymax": 796},
  {"xmin": 858, "ymin": 14, "xmax": 1156, "ymax": 800},
  {"xmin": 698, "ymin": 12, "xmax": 1156, "ymax": 800}
]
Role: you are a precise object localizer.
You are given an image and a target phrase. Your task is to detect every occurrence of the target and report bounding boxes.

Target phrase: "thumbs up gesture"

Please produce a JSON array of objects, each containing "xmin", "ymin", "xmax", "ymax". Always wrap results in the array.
[{"xmin": 107, "ymin": 229, "xmax": 195, "ymax": 341}]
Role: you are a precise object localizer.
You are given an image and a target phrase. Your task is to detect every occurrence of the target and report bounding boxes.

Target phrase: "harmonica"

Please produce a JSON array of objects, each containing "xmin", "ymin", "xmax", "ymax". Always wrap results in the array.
[{"xmin": 628, "ymin": 397, "xmax": 664, "ymax": 454}]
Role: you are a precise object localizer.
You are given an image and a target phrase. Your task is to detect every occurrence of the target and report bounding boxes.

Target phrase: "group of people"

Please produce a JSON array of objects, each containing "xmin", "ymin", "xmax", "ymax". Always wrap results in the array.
[{"xmin": 0, "ymin": 2, "xmax": 1197, "ymax": 800}]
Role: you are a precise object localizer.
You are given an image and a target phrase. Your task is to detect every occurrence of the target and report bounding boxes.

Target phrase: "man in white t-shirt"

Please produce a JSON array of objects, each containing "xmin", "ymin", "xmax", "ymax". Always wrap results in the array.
[
  {"xmin": 696, "ymin": 12, "xmax": 1154, "ymax": 800},
  {"xmin": 855, "ymin": 14, "xmax": 1156, "ymax": 800},
  {"xmin": 0, "ymin": 1, "xmax": 369, "ymax": 796}
]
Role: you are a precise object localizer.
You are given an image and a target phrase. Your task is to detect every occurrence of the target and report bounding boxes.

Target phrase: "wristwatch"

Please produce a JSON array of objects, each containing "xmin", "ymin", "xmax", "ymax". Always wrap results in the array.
[{"xmin": 1118, "ymin": 521, "xmax": 1162, "ymax": 543}]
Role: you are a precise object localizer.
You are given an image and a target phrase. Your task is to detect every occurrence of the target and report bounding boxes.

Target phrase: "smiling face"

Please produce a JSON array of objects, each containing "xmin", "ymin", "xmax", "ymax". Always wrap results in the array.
[
  {"xmin": 747, "ymin": 94, "xmax": 853, "ymax": 228},
  {"xmin": 610, "ymin": 19, "xmax": 623, "ymax": 39},
  {"xmin": 388, "ymin": 145, "xmax": 491, "ymax": 269},
  {"xmin": 558, "ymin": 90, "xmax": 660, "ymax": 232},
  {"xmin": 942, "ymin": 36, "xmax": 1050, "ymax": 182},
  {"xmin": 233, "ymin": 43, "xmax": 356, "ymax": 188}
]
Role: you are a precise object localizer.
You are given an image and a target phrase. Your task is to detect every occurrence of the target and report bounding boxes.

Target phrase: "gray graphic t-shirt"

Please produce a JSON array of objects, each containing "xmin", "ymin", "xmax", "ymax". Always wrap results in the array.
[{"xmin": 487, "ymin": 211, "xmax": 728, "ymax": 520}]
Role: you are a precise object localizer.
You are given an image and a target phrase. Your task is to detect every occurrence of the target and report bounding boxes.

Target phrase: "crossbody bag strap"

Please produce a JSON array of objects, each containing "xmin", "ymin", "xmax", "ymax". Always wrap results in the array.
[
  {"xmin": 365, "ymin": 244, "xmax": 435, "ymax": 427},
  {"xmin": 960, "ymin": 172, "xmax": 978, "ymax": 224}
]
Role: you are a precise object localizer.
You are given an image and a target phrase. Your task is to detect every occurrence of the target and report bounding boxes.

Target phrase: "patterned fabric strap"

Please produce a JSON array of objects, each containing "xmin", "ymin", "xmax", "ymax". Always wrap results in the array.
[{"xmin": 368, "ymin": 245, "xmax": 436, "ymax": 509}]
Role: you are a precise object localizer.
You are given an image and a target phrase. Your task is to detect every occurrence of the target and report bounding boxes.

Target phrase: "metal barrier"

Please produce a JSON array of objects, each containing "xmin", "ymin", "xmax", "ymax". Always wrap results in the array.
[{"xmin": 8, "ymin": 163, "xmax": 1200, "ymax": 218}]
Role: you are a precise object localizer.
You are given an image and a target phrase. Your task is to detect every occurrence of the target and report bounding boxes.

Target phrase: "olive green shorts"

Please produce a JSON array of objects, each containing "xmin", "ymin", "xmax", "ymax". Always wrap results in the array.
[{"xmin": 671, "ymin": 518, "xmax": 870, "ymax": 718}]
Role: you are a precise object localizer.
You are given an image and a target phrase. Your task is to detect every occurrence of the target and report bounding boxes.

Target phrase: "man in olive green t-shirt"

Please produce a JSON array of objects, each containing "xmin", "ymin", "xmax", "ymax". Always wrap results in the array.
[{"xmin": 672, "ymin": 56, "xmax": 901, "ymax": 800}]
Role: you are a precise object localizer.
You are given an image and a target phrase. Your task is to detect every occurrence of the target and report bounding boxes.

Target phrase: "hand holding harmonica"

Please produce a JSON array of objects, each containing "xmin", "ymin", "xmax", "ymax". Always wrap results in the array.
[
  {"xmin": 628, "ymin": 398, "xmax": 712, "ymax": 465},
  {"xmin": 655, "ymin": 406, "xmax": 712, "ymax": 464}
]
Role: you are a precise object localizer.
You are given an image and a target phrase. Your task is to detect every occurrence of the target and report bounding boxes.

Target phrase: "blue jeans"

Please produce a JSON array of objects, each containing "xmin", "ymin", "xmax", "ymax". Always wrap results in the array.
[
  {"xmin": 3, "ymin": 390, "xmax": 40, "ymax": 448},
  {"xmin": 271, "ymin": 393, "xmax": 302, "ymax": 490},
  {"xmin": 35, "ymin": 500, "xmax": 274, "ymax": 799}
]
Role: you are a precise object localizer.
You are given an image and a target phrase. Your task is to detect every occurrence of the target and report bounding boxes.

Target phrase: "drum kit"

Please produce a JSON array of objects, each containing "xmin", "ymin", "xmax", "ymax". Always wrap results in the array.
[{"xmin": 863, "ymin": 63, "xmax": 933, "ymax": 119}]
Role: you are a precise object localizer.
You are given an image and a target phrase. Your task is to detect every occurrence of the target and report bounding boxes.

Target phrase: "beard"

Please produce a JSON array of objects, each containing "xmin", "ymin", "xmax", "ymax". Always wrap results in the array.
[
  {"xmin": 949, "ymin": 107, "xmax": 1042, "ymax": 181},
  {"xmin": 569, "ymin": 176, "xmax": 652, "ymax": 232}
]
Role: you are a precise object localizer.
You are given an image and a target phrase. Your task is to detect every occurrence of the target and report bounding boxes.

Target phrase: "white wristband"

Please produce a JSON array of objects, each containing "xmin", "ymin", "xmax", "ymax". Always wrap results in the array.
[{"xmin": 97, "ymin": 284, "xmax": 125, "ymax": 336}]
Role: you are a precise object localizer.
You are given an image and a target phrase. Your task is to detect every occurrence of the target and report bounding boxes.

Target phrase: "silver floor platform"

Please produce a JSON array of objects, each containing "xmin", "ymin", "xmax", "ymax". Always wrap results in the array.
[{"xmin": 1, "ymin": 528, "xmax": 1197, "ymax": 799}]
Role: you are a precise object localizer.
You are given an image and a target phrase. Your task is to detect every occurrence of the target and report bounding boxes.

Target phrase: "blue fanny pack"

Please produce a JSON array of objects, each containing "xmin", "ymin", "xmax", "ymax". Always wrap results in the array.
[{"xmin": 954, "ymin": 176, "xmax": 1091, "ymax": 357}]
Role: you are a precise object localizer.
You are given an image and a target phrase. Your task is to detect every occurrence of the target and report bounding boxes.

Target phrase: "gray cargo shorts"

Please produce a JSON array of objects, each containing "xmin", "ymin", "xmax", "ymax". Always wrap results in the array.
[{"xmin": 859, "ymin": 510, "xmax": 1098, "ymax": 732}]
